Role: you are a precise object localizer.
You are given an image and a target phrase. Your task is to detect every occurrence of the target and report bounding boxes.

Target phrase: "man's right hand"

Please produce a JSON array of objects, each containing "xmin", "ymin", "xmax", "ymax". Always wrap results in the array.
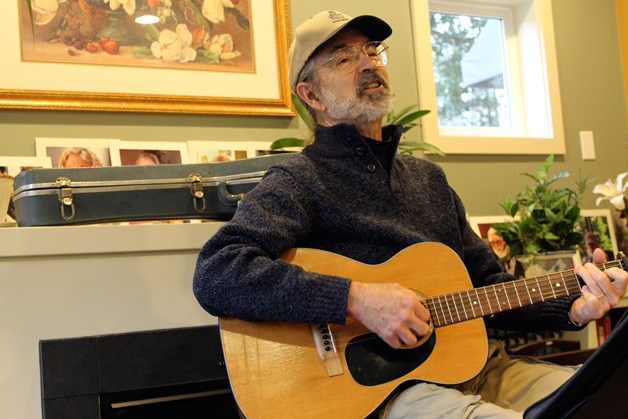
[{"xmin": 346, "ymin": 281, "xmax": 431, "ymax": 349}]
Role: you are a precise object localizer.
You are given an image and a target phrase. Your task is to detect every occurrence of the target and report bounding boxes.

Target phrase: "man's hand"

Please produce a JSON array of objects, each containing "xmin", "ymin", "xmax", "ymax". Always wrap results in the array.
[
  {"xmin": 346, "ymin": 281, "xmax": 431, "ymax": 349},
  {"xmin": 569, "ymin": 248, "xmax": 628, "ymax": 325}
]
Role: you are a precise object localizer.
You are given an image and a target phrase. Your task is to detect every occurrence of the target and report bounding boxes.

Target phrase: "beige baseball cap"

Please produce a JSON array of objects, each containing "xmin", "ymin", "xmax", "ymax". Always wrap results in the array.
[{"xmin": 288, "ymin": 10, "xmax": 392, "ymax": 91}]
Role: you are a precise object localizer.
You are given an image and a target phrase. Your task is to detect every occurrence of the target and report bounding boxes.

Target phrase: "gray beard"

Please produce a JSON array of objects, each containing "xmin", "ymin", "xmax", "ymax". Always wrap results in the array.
[{"xmin": 318, "ymin": 71, "xmax": 393, "ymax": 124}]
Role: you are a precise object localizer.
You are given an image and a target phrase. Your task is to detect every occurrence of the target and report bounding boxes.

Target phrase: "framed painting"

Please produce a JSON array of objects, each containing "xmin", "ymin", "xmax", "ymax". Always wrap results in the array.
[
  {"xmin": 110, "ymin": 141, "xmax": 190, "ymax": 165},
  {"xmin": 187, "ymin": 141, "xmax": 249, "ymax": 163},
  {"xmin": 36, "ymin": 137, "xmax": 117, "ymax": 167},
  {"xmin": 0, "ymin": 156, "xmax": 52, "ymax": 177},
  {"xmin": 0, "ymin": 0, "xmax": 293, "ymax": 116},
  {"xmin": 579, "ymin": 209, "xmax": 619, "ymax": 263}
]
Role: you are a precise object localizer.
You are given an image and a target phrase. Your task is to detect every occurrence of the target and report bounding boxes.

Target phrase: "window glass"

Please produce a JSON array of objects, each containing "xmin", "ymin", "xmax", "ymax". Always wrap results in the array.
[{"xmin": 430, "ymin": 12, "xmax": 511, "ymax": 129}]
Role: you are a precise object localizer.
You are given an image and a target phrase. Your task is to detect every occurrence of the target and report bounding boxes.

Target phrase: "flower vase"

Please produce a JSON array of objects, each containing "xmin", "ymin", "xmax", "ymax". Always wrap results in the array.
[{"xmin": 95, "ymin": 7, "xmax": 142, "ymax": 45}]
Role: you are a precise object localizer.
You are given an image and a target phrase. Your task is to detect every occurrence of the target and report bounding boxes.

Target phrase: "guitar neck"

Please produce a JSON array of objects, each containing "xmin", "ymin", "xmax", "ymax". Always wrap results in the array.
[{"xmin": 425, "ymin": 259, "xmax": 625, "ymax": 328}]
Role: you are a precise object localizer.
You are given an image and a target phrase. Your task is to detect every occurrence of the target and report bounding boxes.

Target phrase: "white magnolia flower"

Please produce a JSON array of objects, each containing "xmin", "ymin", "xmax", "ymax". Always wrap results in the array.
[
  {"xmin": 207, "ymin": 33, "xmax": 241, "ymax": 60},
  {"xmin": 103, "ymin": 0, "xmax": 136, "ymax": 15},
  {"xmin": 593, "ymin": 172, "xmax": 628, "ymax": 211},
  {"xmin": 202, "ymin": 0, "xmax": 235, "ymax": 24},
  {"xmin": 151, "ymin": 24, "xmax": 197, "ymax": 63},
  {"xmin": 32, "ymin": 0, "xmax": 67, "ymax": 26}
]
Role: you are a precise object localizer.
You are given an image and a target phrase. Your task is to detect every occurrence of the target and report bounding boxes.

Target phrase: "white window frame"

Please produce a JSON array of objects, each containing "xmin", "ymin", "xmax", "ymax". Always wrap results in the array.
[{"xmin": 411, "ymin": 0, "xmax": 565, "ymax": 155}]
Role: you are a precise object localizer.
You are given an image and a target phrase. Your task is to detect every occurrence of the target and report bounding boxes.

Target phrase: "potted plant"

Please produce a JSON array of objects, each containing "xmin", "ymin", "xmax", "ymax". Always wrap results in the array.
[
  {"xmin": 492, "ymin": 155, "xmax": 588, "ymax": 273},
  {"xmin": 270, "ymin": 94, "xmax": 445, "ymax": 156}
]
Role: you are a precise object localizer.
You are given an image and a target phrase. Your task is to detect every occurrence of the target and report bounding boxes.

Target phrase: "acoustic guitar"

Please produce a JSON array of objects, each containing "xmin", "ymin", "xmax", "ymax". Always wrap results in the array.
[{"xmin": 219, "ymin": 242, "xmax": 627, "ymax": 418}]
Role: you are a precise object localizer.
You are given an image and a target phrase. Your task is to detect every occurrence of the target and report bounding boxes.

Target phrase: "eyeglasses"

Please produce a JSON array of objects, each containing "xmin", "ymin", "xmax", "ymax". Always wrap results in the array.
[{"xmin": 312, "ymin": 41, "xmax": 389, "ymax": 75}]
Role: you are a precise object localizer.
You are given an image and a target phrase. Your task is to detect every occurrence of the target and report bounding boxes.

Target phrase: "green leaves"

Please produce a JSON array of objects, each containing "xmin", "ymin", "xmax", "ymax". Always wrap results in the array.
[{"xmin": 492, "ymin": 155, "xmax": 587, "ymax": 257}]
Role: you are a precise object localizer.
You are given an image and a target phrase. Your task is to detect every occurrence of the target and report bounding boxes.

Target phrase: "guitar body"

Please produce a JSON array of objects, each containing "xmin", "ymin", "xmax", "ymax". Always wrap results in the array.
[{"xmin": 220, "ymin": 242, "xmax": 488, "ymax": 418}]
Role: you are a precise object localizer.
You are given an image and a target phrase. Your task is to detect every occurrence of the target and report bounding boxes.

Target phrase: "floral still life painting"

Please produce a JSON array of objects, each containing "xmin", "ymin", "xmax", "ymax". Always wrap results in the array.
[{"xmin": 20, "ymin": 0, "xmax": 254, "ymax": 73}]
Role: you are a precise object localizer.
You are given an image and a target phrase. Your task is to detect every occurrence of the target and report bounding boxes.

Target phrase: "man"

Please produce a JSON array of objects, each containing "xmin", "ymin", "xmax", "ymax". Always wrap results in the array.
[{"xmin": 193, "ymin": 10, "xmax": 627, "ymax": 417}]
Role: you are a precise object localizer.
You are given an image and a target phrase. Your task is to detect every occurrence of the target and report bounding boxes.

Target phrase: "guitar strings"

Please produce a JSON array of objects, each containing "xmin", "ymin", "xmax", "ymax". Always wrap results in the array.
[{"xmin": 425, "ymin": 260, "xmax": 624, "ymax": 327}]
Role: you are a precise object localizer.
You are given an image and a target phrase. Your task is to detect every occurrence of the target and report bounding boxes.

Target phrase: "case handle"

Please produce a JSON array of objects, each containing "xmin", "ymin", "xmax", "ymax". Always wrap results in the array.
[
  {"xmin": 55, "ymin": 177, "xmax": 76, "ymax": 221},
  {"xmin": 218, "ymin": 182, "xmax": 245, "ymax": 205}
]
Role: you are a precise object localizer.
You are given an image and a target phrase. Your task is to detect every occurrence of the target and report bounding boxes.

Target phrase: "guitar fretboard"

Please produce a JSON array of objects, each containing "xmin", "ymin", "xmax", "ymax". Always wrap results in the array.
[{"xmin": 424, "ymin": 260, "xmax": 623, "ymax": 328}]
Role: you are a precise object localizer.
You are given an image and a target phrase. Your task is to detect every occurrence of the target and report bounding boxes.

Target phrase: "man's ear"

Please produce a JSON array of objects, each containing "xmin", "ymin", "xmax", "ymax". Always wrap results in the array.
[{"xmin": 296, "ymin": 82, "xmax": 326, "ymax": 113}]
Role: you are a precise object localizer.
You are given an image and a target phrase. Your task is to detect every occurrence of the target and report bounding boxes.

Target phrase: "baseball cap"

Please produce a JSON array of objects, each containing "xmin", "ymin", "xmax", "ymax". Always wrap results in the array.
[{"xmin": 288, "ymin": 10, "xmax": 392, "ymax": 91}]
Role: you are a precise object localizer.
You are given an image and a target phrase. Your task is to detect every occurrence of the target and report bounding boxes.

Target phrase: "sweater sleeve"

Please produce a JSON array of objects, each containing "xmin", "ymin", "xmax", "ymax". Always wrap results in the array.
[{"xmin": 192, "ymin": 166, "xmax": 351, "ymax": 324}]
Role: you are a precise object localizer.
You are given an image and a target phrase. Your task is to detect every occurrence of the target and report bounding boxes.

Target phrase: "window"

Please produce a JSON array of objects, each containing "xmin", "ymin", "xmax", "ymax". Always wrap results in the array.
[{"xmin": 411, "ymin": 0, "xmax": 565, "ymax": 155}]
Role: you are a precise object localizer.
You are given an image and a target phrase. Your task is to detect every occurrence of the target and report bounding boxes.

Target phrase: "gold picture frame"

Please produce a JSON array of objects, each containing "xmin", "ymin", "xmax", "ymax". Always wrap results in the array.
[{"xmin": 0, "ymin": 0, "xmax": 293, "ymax": 116}]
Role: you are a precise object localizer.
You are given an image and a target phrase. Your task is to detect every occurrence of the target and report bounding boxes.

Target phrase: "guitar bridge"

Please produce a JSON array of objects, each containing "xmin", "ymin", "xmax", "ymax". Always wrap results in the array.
[{"xmin": 311, "ymin": 323, "xmax": 343, "ymax": 377}]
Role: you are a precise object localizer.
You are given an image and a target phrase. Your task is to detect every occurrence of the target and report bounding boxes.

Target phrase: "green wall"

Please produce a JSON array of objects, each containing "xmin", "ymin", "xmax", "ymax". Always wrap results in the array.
[{"xmin": 1, "ymin": 0, "xmax": 626, "ymax": 216}]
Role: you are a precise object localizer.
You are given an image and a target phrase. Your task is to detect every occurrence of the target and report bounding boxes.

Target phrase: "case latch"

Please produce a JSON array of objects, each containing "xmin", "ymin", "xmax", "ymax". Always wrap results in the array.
[
  {"xmin": 188, "ymin": 173, "xmax": 206, "ymax": 212},
  {"xmin": 55, "ymin": 177, "xmax": 76, "ymax": 221}
]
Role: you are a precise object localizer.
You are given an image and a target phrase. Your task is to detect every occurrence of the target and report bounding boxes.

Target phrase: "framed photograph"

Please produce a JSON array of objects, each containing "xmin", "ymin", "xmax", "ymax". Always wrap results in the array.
[
  {"xmin": 36, "ymin": 138, "xmax": 117, "ymax": 167},
  {"xmin": 468, "ymin": 215, "xmax": 527, "ymax": 277},
  {"xmin": 1, "ymin": 0, "xmax": 293, "ymax": 116},
  {"xmin": 246, "ymin": 141, "xmax": 295, "ymax": 158},
  {"xmin": 110, "ymin": 141, "xmax": 190, "ymax": 166},
  {"xmin": 187, "ymin": 141, "xmax": 249, "ymax": 163},
  {"xmin": 0, "ymin": 156, "xmax": 52, "ymax": 177},
  {"xmin": 579, "ymin": 209, "xmax": 619, "ymax": 263}
]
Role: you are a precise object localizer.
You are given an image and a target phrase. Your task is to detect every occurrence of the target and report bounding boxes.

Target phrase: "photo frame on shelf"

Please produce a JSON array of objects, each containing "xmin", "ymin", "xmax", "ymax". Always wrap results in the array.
[
  {"xmin": 246, "ymin": 141, "xmax": 295, "ymax": 158},
  {"xmin": 468, "ymin": 215, "xmax": 526, "ymax": 277},
  {"xmin": 187, "ymin": 141, "xmax": 249, "ymax": 163},
  {"xmin": 579, "ymin": 209, "xmax": 619, "ymax": 262},
  {"xmin": 1, "ymin": 0, "xmax": 293, "ymax": 116},
  {"xmin": 35, "ymin": 138, "xmax": 117, "ymax": 167},
  {"xmin": 0, "ymin": 156, "xmax": 52, "ymax": 177},
  {"xmin": 110, "ymin": 141, "xmax": 190, "ymax": 166},
  {"xmin": 468, "ymin": 215, "xmax": 515, "ymax": 240}
]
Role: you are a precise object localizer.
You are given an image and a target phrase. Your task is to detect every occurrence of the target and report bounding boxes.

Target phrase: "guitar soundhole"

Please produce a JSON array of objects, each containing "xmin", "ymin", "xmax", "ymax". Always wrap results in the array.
[{"xmin": 345, "ymin": 331, "xmax": 436, "ymax": 386}]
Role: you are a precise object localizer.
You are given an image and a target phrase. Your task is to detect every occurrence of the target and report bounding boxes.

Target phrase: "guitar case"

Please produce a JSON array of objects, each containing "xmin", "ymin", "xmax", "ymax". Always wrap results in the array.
[
  {"xmin": 11, "ymin": 153, "xmax": 292, "ymax": 226},
  {"xmin": 524, "ymin": 308, "xmax": 628, "ymax": 418}
]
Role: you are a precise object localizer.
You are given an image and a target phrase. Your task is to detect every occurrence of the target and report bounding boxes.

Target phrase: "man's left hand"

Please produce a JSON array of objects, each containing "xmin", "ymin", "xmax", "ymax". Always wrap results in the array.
[{"xmin": 569, "ymin": 248, "xmax": 628, "ymax": 325}]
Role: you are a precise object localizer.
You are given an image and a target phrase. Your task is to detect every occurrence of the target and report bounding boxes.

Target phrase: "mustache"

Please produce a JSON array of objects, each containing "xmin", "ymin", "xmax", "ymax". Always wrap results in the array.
[{"xmin": 356, "ymin": 70, "xmax": 391, "ymax": 96}]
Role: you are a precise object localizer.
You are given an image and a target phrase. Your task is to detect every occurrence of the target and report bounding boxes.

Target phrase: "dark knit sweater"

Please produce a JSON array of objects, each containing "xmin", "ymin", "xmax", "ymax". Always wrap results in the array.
[{"xmin": 193, "ymin": 123, "xmax": 580, "ymax": 332}]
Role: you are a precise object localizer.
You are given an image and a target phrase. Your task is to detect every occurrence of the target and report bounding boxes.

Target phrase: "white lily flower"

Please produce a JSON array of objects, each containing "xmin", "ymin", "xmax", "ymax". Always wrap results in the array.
[
  {"xmin": 202, "ymin": 0, "xmax": 235, "ymax": 24},
  {"xmin": 32, "ymin": 0, "xmax": 67, "ymax": 26},
  {"xmin": 207, "ymin": 33, "xmax": 241, "ymax": 61},
  {"xmin": 103, "ymin": 0, "xmax": 136, "ymax": 15},
  {"xmin": 593, "ymin": 172, "xmax": 628, "ymax": 211},
  {"xmin": 151, "ymin": 24, "xmax": 197, "ymax": 63}
]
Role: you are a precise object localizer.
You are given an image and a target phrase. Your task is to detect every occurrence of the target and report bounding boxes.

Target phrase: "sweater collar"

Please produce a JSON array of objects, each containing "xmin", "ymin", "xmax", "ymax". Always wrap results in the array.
[{"xmin": 308, "ymin": 123, "xmax": 403, "ymax": 155}]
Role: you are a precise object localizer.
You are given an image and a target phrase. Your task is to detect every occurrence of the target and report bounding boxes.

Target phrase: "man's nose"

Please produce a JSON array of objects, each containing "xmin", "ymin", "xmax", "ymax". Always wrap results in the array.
[{"xmin": 356, "ymin": 51, "xmax": 378, "ymax": 72}]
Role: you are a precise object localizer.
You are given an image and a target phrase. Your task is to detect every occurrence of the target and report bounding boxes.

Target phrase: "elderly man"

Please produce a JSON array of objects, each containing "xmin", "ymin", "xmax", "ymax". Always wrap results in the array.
[{"xmin": 193, "ymin": 10, "xmax": 627, "ymax": 417}]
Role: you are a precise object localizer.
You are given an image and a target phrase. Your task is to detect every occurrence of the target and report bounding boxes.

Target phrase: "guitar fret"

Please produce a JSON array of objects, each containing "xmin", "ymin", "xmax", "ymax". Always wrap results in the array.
[
  {"xmin": 457, "ymin": 292, "xmax": 467, "ymax": 320},
  {"xmin": 475, "ymin": 289, "xmax": 485, "ymax": 316},
  {"xmin": 484, "ymin": 288, "xmax": 493, "ymax": 314},
  {"xmin": 561, "ymin": 272, "xmax": 574, "ymax": 296},
  {"xmin": 512, "ymin": 281, "xmax": 522, "ymax": 308},
  {"xmin": 548, "ymin": 275, "xmax": 557, "ymax": 299},
  {"xmin": 492, "ymin": 285, "xmax": 502, "ymax": 312},
  {"xmin": 535, "ymin": 278, "xmax": 544, "ymax": 302},
  {"xmin": 524, "ymin": 279, "xmax": 533, "ymax": 304},
  {"xmin": 460, "ymin": 292, "xmax": 469, "ymax": 320},
  {"xmin": 467, "ymin": 290, "xmax": 477, "ymax": 318},
  {"xmin": 501, "ymin": 283, "xmax": 512, "ymax": 309},
  {"xmin": 444, "ymin": 294, "xmax": 455, "ymax": 323}
]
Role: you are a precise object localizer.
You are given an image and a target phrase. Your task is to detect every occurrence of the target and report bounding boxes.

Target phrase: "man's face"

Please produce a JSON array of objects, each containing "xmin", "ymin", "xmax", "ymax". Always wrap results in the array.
[
  {"xmin": 487, "ymin": 228, "xmax": 510, "ymax": 259},
  {"xmin": 310, "ymin": 28, "xmax": 393, "ymax": 125}
]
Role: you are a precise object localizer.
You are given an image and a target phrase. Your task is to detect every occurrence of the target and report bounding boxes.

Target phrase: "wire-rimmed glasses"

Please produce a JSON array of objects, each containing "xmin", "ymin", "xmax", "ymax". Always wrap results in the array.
[{"xmin": 312, "ymin": 41, "xmax": 389, "ymax": 75}]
